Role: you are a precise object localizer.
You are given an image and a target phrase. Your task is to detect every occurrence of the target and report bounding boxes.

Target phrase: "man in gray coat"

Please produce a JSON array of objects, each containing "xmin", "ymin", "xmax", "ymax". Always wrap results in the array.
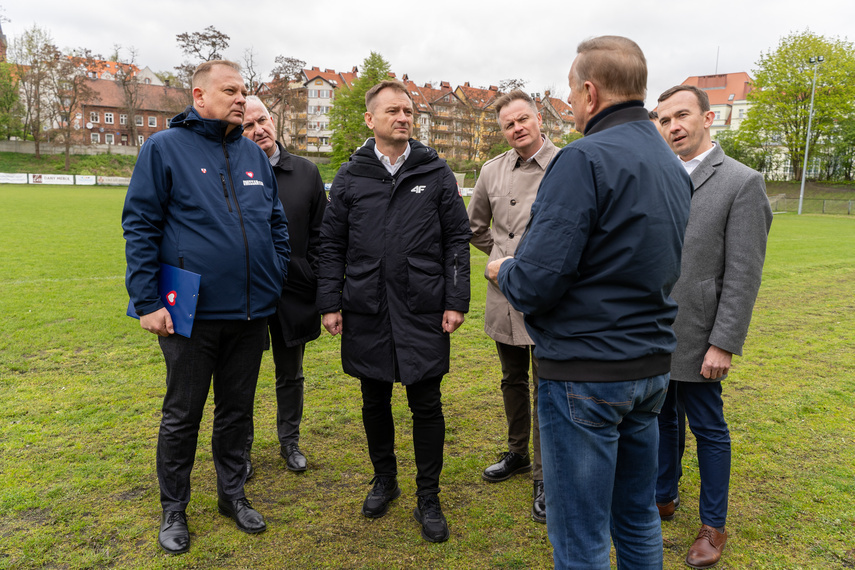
[
  {"xmin": 654, "ymin": 84, "xmax": 773, "ymax": 569},
  {"xmin": 467, "ymin": 90, "xmax": 557, "ymax": 524}
]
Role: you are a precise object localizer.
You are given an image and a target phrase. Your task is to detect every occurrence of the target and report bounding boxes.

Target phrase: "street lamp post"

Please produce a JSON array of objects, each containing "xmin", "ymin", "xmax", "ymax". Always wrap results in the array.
[{"xmin": 798, "ymin": 55, "xmax": 824, "ymax": 215}]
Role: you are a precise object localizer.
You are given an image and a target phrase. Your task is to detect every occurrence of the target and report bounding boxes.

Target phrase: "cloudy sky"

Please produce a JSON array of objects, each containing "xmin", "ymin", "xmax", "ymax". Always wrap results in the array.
[{"xmin": 4, "ymin": 0, "xmax": 854, "ymax": 109}]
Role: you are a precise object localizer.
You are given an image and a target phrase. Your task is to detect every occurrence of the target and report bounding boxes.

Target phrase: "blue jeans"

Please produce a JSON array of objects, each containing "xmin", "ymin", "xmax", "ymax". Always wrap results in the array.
[
  {"xmin": 657, "ymin": 380, "xmax": 730, "ymax": 528},
  {"xmin": 539, "ymin": 374, "xmax": 669, "ymax": 570}
]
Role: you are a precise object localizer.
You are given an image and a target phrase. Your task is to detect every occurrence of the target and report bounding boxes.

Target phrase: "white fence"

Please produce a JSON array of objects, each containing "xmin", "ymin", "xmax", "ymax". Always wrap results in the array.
[{"xmin": 0, "ymin": 172, "xmax": 131, "ymax": 186}]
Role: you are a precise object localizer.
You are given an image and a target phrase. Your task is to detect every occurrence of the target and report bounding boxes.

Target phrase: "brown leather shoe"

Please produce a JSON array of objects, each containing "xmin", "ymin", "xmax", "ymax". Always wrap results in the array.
[
  {"xmin": 685, "ymin": 525, "xmax": 727, "ymax": 569},
  {"xmin": 657, "ymin": 494, "xmax": 679, "ymax": 520}
]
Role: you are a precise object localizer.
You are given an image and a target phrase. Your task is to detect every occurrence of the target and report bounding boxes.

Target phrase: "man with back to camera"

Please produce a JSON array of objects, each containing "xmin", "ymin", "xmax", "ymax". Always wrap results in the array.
[
  {"xmin": 655, "ymin": 84, "xmax": 772, "ymax": 569},
  {"xmin": 241, "ymin": 95, "xmax": 327, "ymax": 476},
  {"xmin": 123, "ymin": 60, "xmax": 289, "ymax": 554},
  {"xmin": 487, "ymin": 36, "xmax": 692, "ymax": 568},
  {"xmin": 316, "ymin": 79, "xmax": 471, "ymax": 543},
  {"xmin": 467, "ymin": 89, "xmax": 558, "ymax": 524}
]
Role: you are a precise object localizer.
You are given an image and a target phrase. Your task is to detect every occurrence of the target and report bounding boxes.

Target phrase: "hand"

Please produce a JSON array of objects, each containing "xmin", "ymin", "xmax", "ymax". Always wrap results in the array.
[
  {"xmin": 701, "ymin": 345, "xmax": 733, "ymax": 379},
  {"xmin": 140, "ymin": 307, "xmax": 174, "ymax": 337},
  {"xmin": 486, "ymin": 256, "xmax": 513, "ymax": 285},
  {"xmin": 322, "ymin": 312, "xmax": 343, "ymax": 336},
  {"xmin": 442, "ymin": 310, "xmax": 465, "ymax": 334}
]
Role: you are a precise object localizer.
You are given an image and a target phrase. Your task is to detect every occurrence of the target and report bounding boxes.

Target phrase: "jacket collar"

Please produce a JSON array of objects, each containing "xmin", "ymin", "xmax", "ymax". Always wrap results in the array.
[
  {"xmin": 273, "ymin": 141, "xmax": 294, "ymax": 172},
  {"xmin": 689, "ymin": 142, "xmax": 725, "ymax": 190},
  {"xmin": 349, "ymin": 138, "xmax": 441, "ymax": 180},
  {"xmin": 169, "ymin": 105, "xmax": 245, "ymax": 143},
  {"xmin": 584, "ymin": 101, "xmax": 646, "ymax": 136}
]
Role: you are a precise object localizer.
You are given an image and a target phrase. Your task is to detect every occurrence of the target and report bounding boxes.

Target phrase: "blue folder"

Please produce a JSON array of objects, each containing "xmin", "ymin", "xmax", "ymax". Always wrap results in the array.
[{"xmin": 127, "ymin": 263, "xmax": 201, "ymax": 338}]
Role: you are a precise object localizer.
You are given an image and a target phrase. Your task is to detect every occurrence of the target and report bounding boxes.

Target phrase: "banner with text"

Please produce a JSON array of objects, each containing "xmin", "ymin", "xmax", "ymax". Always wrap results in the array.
[
  {"xmin": 97, "ymin": 176, "xmax": 132, "ymax": 186},
  {"xmin": 75, "ymin": 175, "xmax": 97, "ymax": 185},
  {"xmin": 0, "ymin": 173, "xmax": 28, "ymax": 184},
  {"xmin": 29, "ymin": 173, "xmax": 75, "ymax": 185}
]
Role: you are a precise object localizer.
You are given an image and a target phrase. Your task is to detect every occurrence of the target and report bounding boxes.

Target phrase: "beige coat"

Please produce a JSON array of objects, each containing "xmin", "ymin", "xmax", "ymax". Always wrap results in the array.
[{"xmin": 468, "ymin": 137, "xmax": 558, "ymax": 346}]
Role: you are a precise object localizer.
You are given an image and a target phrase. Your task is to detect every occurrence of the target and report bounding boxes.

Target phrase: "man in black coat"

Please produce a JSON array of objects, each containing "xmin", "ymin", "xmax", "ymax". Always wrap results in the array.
[
  {"xmin": 242, "ymin": 96, "xmax": 327, "ymax": 475},
  {"xmin": 317, "ymin": 80, "xmax": 471, "ymax": 543}
]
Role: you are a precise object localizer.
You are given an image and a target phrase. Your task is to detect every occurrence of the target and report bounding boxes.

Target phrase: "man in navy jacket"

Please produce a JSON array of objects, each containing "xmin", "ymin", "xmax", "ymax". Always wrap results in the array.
[
  {"xmin": 123, "ymin": 61, "xmax": 290, "ymax": 555},
  {"xmin": 487, "ymin": 37, "xmax": 692, "ymax": 568}
]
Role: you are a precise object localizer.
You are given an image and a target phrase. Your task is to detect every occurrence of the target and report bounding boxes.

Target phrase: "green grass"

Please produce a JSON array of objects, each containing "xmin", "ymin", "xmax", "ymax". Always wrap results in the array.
[
  {"xmin": 0, "ymin": 152, "xmax": 138, "ymax": 178},
  {"xmin": 0, "ymin": 186, "xmax": 853, "ymax": 569}
]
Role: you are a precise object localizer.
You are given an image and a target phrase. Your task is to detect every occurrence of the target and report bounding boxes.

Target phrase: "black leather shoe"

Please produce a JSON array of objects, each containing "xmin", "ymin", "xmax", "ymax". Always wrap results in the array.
[
  {"xmin": 361, "ymin": 475, "xmax": 401, "ymax": 518},
  {"xmin": 246, "ymin": 456, "xmax": 255, "ymax": 480},
  {"xmin": 482, "ymin": 451, "xmax": 532, "ymax": 482},
  {"xmin": 158, "ymin": 510, "xmax": 189, "ymax": 554},
  {"xmin": 532, "ymin": 480, "xmax": 546, "ymax": 524},
  {"xmin": 281, "ymin": 443, "xmax": 307, "ymax": 472},
  {"xmin": 413, "ymin": 494, "xmax": 450, "ymax": 543},
  {"xmin": 217, "ymin": 497, "xmax": 267, "ymax": 534}
]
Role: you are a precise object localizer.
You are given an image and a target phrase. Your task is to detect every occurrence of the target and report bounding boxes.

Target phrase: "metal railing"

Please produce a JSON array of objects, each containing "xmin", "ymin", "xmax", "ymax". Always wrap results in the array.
[{"xmin": 768, "ymin": 195, "xmax": 854, "ymax": 215}]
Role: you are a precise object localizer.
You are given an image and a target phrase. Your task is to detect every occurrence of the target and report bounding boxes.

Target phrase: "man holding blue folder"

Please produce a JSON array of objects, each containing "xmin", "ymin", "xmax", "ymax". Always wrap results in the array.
[{"xmin": 122, "ymin": 60, "xmax": 290, "ymax": 555}]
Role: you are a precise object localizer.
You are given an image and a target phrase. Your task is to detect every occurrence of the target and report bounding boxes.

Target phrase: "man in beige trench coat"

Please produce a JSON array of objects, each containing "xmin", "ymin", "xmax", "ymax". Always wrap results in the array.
[{"xmin": 467, "ymin": 90, "xmax": 558, "ymax": 524}]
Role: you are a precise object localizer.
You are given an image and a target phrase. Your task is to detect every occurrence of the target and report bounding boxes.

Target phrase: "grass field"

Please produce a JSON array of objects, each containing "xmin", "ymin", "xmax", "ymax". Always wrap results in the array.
[{"xmin": 0, "ymin": 185, "xmax": 853, "ymax": 569}]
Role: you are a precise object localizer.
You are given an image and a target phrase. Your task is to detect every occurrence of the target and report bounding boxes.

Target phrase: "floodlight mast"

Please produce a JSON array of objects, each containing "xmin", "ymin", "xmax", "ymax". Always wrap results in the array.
[{"xmin": 798, "ymin": 55, "xmax": 824, "ymax": 215}]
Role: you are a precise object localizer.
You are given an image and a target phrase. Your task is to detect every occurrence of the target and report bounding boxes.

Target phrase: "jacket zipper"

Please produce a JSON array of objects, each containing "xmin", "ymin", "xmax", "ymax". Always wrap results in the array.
[
  {"xmin": 220, "ymin": 174, "xmax": 233, "ymax": 212},
  {"xmin": 453, "ymin": 253, "xmax": 458, "ymax": 287},
  {"xmin": 222, "ymin": 139, "xmax": 253, "ymax": 320}
]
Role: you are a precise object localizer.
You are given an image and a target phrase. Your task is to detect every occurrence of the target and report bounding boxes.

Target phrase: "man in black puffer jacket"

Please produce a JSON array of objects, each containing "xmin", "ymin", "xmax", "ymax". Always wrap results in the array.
[{"xmin": 317, "ymin": 80, "xmax": 471, "ymax": 543}]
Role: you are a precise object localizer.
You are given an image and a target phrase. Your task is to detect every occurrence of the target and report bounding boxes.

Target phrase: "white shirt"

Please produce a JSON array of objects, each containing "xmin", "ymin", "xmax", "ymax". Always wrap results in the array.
[
  {"xmin": 374, "ymin": 141, "xmax": 411, "ymax": 176},
  {"xmin": 681, "ymin": 143, "xmax": 716, "ymax": 175},
  {"xmin": 268, "ymin": 144, "xmax": 281, "ymax": 167}
]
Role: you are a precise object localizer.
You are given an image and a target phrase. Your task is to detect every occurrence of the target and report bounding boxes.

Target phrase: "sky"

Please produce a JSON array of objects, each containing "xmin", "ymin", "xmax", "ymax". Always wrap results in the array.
[{"xmin": 4, "ymin": 0, "xmax": 854, "ymax": 110}]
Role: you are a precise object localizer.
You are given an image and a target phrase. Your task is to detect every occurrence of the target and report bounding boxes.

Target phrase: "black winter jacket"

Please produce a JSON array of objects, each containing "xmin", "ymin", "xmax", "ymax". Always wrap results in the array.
[
  {"xmin": 269, "ymin": 142, "xmax": 327, "ymax": 346},
  {"xmin": 317, "ymin": 139, "xmax": 471, "ymax": 384}
]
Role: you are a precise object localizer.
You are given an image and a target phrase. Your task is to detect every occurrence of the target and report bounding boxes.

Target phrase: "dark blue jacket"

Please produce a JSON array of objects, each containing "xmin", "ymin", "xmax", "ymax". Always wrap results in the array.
[
  {"xmin": 497, "ymin": 103, "xmax": 692, "ymax": 381},
  {"xmin": 123, "ymin": 106, "xmax": 290, "ymax": 321}
]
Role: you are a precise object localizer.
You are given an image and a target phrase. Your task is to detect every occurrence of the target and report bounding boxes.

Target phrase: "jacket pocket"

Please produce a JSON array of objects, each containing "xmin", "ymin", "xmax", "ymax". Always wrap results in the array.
[
  {"xmin": 342, "ymin": 259, "xmax": 382, "ymax": 314},
  {"xmin": 407, "ymin": 256, "xmax": 444, "ymax": 314},
  {"xmin": 700, "ymin": 277, "xmax": 718, "ymax": 331}
]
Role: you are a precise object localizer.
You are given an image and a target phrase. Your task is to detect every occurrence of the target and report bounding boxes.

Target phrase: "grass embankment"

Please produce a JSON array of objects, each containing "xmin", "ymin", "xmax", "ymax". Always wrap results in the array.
[
  {"xmin": 0, "ymin": 186, "xmax": 853, "ymax": 568},
  {"xmin": 0, "ymin": 152, "xmax": 138, "ymax": 178}
]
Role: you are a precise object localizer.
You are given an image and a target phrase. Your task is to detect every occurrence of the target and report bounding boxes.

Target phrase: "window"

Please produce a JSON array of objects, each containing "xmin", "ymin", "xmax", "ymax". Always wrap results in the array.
[
  {"xmin": 738, "ymin": 109, "xmax": 745, "ymax": 119},
  {"xmin": 308, "ymin": 89, "xmax": 317, "ymax": 97},
  {"xmin": 90, "ymin": 111, "xmax": 100, "ymax": 123},
  {"xmin": 138, "ymin": 135, "xmax": 145, "ymax": 145},
  {"xmin": 104, "ymin": 113, "xmax": 114, "ymax": 124},
  {"xmin": 148, "ymin": 116, "xmax": 157, "ymax": 127},
  {"xmin": 105, "ymin": 133, "xmax": 114, "ymax": 144},
  {"xmin": 714, "ymin": 111, "xmax": 721, "ymax": 120},
  {"xmin": 91, "ymin": 133, "xmax": 100, "ymax": 143},
  {"xmin": 135, "ymin": 115, "xmax": 144, "ymax": 126},
  {"xmin": 314, "ymin": 79, "xmax": 322, "ymax": 85},
  {"xmin": 144, "ymin": 78, "xmax": 151, "ymax": 84},
  {"xmin": 120, "ymin": 114, "xmax": 127, "ymax": 125}
]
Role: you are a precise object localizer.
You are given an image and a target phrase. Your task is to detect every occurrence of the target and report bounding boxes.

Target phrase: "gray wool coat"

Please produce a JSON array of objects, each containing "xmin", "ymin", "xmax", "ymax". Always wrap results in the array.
[{"xmin": 670, "ymin": 144, "xmax": 773, "ymax": 383}]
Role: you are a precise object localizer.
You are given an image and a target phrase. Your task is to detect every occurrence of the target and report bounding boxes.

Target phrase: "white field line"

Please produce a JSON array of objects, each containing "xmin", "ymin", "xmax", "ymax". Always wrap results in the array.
[{"xmin": 2, "ymin": 275, "xmax": 125, "ymax": 285}]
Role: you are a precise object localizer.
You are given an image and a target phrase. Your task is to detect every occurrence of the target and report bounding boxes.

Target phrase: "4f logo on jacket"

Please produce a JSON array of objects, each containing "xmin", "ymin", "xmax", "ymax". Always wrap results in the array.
[{"xmin": 411, "ymin": 185, "xmax": 426, "ymax": 194}]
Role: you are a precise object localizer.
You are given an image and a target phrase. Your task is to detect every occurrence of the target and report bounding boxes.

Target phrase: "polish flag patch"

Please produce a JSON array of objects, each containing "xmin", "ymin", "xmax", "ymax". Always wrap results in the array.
[
  {"xmin": 166, "ymin": 291, "xmax": 177, "ymax": 306},
  {"xmin": 246, "ymin": 171, "xmax": 254, "ymax": 178}
]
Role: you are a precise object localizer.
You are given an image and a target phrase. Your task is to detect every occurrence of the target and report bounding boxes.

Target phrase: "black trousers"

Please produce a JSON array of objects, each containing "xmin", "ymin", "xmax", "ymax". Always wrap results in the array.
[
  {"xmin": 156, "ymin": 318, "xmax": 267, "ymax": 511},
  {"xmin": 495, "ymin": 342, "xmax": 542, "ymax": 479},
  {"xmin": 247, "ymin": 328, "xmax": 306, "ymax": 454},
  {"xmin": 359, "ymin": 376, "xmax": 444, "ymax": 496}
]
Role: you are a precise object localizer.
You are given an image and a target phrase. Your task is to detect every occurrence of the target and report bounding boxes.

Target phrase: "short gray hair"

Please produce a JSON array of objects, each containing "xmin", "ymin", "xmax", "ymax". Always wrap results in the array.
[{"xmin": 245, "ymin": 95, "xmax": 271, "ymax": 117}]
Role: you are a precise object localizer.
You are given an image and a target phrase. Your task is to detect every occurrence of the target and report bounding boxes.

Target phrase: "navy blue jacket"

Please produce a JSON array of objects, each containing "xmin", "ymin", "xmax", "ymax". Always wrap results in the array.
[
  {"xmin": 497, "ymin": 103, "xmax": 692, "ymax": 381},
  {"xmin": 123, "ymin": 106, "xmax": 290, "ymax": 321}
]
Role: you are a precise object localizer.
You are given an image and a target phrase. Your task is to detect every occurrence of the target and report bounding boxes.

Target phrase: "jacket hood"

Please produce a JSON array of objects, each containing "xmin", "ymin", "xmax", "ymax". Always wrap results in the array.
[
  {"xmin": 347, "ymin": 138, "xmax": 442, "ymax": 180},
  {"xmin": 169, "ymin": 105, "xmax": 245, "ymax": 143}
]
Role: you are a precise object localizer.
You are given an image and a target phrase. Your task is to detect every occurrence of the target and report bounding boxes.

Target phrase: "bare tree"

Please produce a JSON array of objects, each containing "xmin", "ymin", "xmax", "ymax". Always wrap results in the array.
[
  {"xmin": 46, "ymin": 48, "xmax": 103, "ymax": 169},
  {"xmin": 268, "ymin": 55, "xmax": 306, "ymax": 150},
  {"xmin": 498, "ymin": 78, "xmax": 527, "ymax": 93},
  {"xmin": 10, "ymin": 25, "xmax": 54, "ymax": 158},
  {"xmin": 242, "ymin": 47, "xmax": 262, "ymax": 94},
  {"xmin": 114, "ymin": 45, "xmax": 144, "ymax": 149},
  {"xmin": 174, "ymin": 26, "xmax": 231, "ymax": 87}
]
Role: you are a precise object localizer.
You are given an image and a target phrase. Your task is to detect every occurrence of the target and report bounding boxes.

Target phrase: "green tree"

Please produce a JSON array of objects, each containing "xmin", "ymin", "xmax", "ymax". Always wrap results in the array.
[
  {"xmin": 561, "ymin": 131, "xmax": 583, "ymax": 146},
  {"xmin": 10, "ymin": 24, "xmax": 55, "ymax": 158},
  {"xmin": 329, "ymin": 52, "xmax": 391, "ymax": 166},
  {"xmin": 0, "ymin": 62, "xmax": 21, "ymax": 140},
  {"xmin": 741, "ymin": 30, "xmax": 855, "ymax": 180}
]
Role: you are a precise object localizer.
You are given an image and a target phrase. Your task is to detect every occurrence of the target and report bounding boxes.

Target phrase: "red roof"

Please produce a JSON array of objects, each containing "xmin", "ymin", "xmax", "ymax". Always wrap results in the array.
[
  {"xmin": 456, "ymin": 83, "xmax": 499, "ymax": 110},
  {"xmin": 303, "ymin": 66, "xmax": 358, "ymax": 89},
  {"xmin": 680, "ymin": 72, "xmax": 753, "ymax": 105},
  {"xmin": 82, "ymin": 79, "xmax": 188, "ymax": 112}
]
